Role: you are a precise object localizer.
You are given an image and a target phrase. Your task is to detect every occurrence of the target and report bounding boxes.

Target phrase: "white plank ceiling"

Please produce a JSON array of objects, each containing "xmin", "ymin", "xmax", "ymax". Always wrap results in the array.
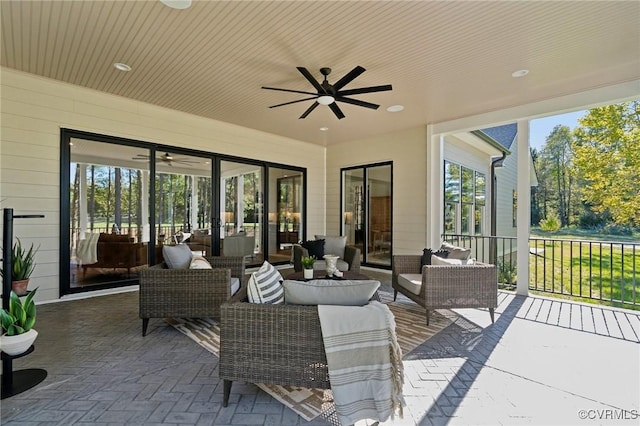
[{"xmin": 2, "ymin": 0, "xmax": 639, "ymax": 145}]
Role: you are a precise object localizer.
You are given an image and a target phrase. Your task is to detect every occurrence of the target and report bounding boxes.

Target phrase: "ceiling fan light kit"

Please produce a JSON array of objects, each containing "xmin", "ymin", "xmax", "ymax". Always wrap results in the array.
[
  {"xmin": 317, "ymin": 95, "xmax": 335, "ymax": 105},
  {"xmin": 262, "ymin": 66, "xmax": 392, "ymax": 120},
  {"xmin": 132, "ymin": 152, "xmax": 198, "ymax": 166}
]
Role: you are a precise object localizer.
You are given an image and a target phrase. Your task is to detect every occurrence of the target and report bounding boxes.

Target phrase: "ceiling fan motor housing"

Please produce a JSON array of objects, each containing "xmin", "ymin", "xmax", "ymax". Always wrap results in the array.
[{"xmin": 262, "ymin": 65, "xmax": 392, "ymax": 119}]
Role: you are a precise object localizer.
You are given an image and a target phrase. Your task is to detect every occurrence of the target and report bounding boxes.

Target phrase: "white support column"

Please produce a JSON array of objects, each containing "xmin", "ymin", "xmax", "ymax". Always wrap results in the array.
[
  {"xmin": 79, "ymin": 164, "xmax": 88, "ymax": 236},
  {"xmin": 427, "ymin": 126, "xmax": 444, "ymax": 248},
  {"xmin": 237, "ymin": 175, "xmax": 244, "ymax": 232},
  {"xmin": 516, "ymin": 120, "xmax": 531, "ymax": 296},
  {"xmin": 140, "ymin": 171, "xmax": 150, "ymax": 243},
  {"xmin": 190, "ymin": 175, "xmax": 198, "ymax": 230}
]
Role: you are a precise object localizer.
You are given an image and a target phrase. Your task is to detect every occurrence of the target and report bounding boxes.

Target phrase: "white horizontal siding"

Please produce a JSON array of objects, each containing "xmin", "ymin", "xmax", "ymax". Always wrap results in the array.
[
  {"xmin": 495, "ymin": 141, "xmax": 518, "ymax": 238},
  {"xmin": 1, "ymin": 68, "xmax": 324, "ymax": 302},
  {"xmin": 326, "ymin": 126, "xmax": 428, "ymax": 255}
]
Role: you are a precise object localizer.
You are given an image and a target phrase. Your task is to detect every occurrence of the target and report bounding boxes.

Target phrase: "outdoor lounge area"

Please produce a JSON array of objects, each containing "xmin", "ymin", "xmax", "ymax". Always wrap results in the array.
[
  {"xmin": 1, "ymin": 2, "xmax": 639, "ymax": 425},
  {"xmin": 2, "ymin": 268, "xmax": 638, "ymax": 425}
]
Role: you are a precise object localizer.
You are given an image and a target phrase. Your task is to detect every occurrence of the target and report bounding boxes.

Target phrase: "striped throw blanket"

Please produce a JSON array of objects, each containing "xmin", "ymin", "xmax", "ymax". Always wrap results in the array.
[{"xmin": 318, "ymin": 301, "xmax": 405, "ymax": 425}]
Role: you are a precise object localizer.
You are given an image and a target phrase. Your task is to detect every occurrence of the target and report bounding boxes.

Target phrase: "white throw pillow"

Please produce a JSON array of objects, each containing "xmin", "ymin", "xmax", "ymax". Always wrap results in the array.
[
  {"xmin": 163, "ymin": 244, "xmax": 193, "ymax": 269},
  {"xmin": 283, "ymin": 279, "xmax": 380, "ymax": 306},
  {"xmin": 247, "ymin": 261, "xmax": 284, "ymax": 304},
  {"xmin": 440, "ymin": 241, "xmax": 472, "ymax": 260},
  {"xmin": 189, "ymin": 255, "xmax": 212, "ymax": 269},
  {"xmin": 431, "ymin": 255, "xmax": 475, "ymax": 266}
]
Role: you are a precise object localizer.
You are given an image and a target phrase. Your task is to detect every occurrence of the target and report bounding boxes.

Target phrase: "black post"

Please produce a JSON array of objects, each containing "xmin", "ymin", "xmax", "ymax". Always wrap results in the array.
[
  {"xmin": 2, "ymin": 208, "xmax": 47, "ymax": 399},
  {"xmin": 3, "ymin": 208, "xmax": 14, "ymax": 310}
]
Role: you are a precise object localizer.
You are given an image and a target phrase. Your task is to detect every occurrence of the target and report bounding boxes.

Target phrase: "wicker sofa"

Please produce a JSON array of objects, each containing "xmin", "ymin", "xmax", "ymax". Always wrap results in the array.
[
  {"xmin": 139, "ymin": 256, "xmax": 245, "ymax": 336},
  {"xmin": 219, "ymin": 288, "xmax": 380, "ymax": 407},
  {"xmin": 392, "ymin": 254, "xmax": 498, "ymax": 325}
]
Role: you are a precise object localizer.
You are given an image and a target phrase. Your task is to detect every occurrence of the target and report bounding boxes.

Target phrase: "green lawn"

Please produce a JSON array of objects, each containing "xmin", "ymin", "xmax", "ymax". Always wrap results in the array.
[{"xmin": 528, "ymin": 237, "xmax": 640, "ymax": 310}]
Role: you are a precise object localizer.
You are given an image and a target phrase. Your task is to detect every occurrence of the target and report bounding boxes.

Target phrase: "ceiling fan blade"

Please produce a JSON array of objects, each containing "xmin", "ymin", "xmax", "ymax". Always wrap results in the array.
[
  {"xmin": 329, "ymin": 102, "xmax": 345, "ymax": 120},
  {"xmin": 297, "ymin": 67, "xmax": 325, "ymax": 93},
  {"xmin": 332, "ymin": 66, "xmax": 366, "ymax": 91},
  {"xmin": 269, "ymin": 97, "xmax": 318, "ymax": 108},
  {"xmin": 262, "ymin": 86, "xmax": 318, "ymax": 96},
  {"xmin": 299, "ymin": 102, "xmax": 319, "ymax": 119},
  {"xmin": 337, "ymin": 84, "xmax": 393, "ymax": 96},
  {"xmin": 336, "ymin": 96, "xmax": 380, "ymax": 110}
]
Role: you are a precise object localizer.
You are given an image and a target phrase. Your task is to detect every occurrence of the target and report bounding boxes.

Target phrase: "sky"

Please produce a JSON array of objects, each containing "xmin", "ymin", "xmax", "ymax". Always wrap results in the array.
[{"xmin": 529, "ymin": 110, "xmax": 586, "ymax": 151}]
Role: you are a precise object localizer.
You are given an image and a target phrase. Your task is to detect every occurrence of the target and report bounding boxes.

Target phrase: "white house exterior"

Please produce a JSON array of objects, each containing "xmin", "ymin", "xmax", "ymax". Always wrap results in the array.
[{"xmin": 0, "ymin": 68, "xmax": 635, "ymax": 303}]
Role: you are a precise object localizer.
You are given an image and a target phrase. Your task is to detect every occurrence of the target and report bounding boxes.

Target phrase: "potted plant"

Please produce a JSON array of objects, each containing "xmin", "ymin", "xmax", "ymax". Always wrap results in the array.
[
  {"xmin": 1, "ymin": 238, "xmax": 39, "ymax": 296},
  {"xmin": 0, "ymin": 287, "xmax": 38, "ymax": 355},
  {"xmin": 301, "ymin": 255, "xmax": 316, "ymax": 279}
]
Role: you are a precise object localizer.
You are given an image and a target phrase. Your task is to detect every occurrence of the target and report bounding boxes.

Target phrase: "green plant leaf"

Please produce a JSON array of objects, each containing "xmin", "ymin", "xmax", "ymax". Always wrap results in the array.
[{"xmin": 0, "ymin": 310, "xmax": 16, "ymax": 332}]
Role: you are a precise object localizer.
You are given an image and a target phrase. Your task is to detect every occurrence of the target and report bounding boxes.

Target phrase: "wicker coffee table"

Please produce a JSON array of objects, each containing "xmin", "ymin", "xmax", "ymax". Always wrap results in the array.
[{"xmin": 286, "ymin": 270, "xmax": 370, "ymax": 281}]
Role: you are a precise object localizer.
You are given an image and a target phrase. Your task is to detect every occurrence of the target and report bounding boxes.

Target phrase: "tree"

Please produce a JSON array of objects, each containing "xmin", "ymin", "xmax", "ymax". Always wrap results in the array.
[
  {"xmin": 535, "ymin": 125, "xmax": 579, "ymax": 227},
  {"xmin": 572, "ymin": 101, "xmax": 640, "ymax": 227}
]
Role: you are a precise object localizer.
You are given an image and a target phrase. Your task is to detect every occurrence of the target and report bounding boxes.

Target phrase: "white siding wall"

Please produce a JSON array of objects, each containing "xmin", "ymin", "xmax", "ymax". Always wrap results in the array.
[
  {"xmin": 495, "ymin": 141, "xmax": 518, "ymax": 238},
  {"xmin": 0, "ymin": 68, "xmax": 325, "ymax": 303},
  {"xmin": 326, "ymin": 126, "xmax": 428, "ymax": 255}
]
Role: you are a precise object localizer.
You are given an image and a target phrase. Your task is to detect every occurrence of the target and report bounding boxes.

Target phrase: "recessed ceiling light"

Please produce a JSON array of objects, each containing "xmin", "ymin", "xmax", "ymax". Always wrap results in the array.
[
  {"xmin": 113, "ymin": 63, "xmax": 131, "ymax": 72},
  {"xmin": 386, "ymin": 105, "xmax": 404, "ymax": 112},
  {"xmin": 319, "ymin": 127, "xmax": 329, "ymax": 131},
  {"xmin": 511, "ymin": 69, "xmax": 529, "ymax": 78},
  {"xmin": 160, "ymin": 0, "xmax": 192, "ymax": 10}
]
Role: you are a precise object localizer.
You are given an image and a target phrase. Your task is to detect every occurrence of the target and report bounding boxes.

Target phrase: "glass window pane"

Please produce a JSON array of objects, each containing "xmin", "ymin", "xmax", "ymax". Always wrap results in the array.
[
  {"xmin": 220, "ymin": 161, "xmax": 263, "ymax": 267},
  {"xmin": 475, "ymin": 172, "xmax": 486, "ymax": 206},
  {"xmin": 367, "ymin": 165, "xmax": 392, "ymax": 266},
  {"xmin": 343, "ymin": 169, "xmax": 365, "ymax": 252},
  {"xmin": 268, "ymin": 167, "xmax": 304, "ymax": 265},
  {"xmin": 461, "ymin": 167, "xmax": 474, "ymax": 204},
  {"xmin": 474, "ymin": 206, "xmax": 483, "ymax": 234},
  {"xmin": 70, "ymin": 140, "xmax": 151, "ymax": 288},
  {"xmin": 444, "ymin": 202, "xmax": 458, "ymax": 234},
  {"xmin": 444, "ymin": 161, "xmax": 460, "ymax": 202},
  {"xmin": 461, "ymin": 204, "xmax": 472, "ymax": 234}
]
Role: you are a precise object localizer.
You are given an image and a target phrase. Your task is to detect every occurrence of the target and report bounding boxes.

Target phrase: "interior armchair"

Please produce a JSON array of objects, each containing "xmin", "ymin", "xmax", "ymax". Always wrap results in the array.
[
  {"xmin": 139, "ymin": 255, "xmax": 246, "ymax": 336},
  {"xmin": 292, "ymin": 235, "xmax": 361, "ymax": 273}
]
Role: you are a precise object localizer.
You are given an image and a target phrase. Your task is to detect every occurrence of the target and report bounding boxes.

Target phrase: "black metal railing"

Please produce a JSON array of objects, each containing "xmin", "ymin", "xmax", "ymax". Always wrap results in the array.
[{"xmin": 442, "ymin": 234, "xmax": 639, "ymax": 308}]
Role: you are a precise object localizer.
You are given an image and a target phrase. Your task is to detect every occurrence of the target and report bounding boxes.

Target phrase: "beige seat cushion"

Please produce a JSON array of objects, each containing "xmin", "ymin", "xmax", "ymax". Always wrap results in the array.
[
  {"xmin": 283, "ymin": 279, "xmax": 380, "ymax": 305},
  {"xmin": 398, "ymin": 273, "xmax": 422, "ymax": 295}
]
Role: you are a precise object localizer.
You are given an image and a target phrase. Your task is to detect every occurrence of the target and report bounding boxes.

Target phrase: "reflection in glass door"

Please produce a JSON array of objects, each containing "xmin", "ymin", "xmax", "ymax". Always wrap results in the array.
[
  {"xmin": 69, "ymin": 140, "xmax": 151, "ymax": 289},
  {"xmin": 154, "ymin": 152, "xmax": 213, "ymax": 265},
  {"xmin": 220, "ymin": 160, "xmax": 264, "ymax": 267},
  {"xmin": 342, "ymin": 163, "xmax": 392, "ymax": 267},
  {"xmin": 268, "ymin": 167, "xmax": 304, "ymax": 264}
]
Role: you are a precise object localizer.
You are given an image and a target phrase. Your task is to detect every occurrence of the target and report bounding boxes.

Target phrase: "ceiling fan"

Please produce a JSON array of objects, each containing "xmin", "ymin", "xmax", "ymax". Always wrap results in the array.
[
  {"xmin": 262, "ymin": 66, "xmax": 392, "ymax": 120},
  {"xmin": 132, "ymin": 152, "xmax": 199, "ymax": 166}
]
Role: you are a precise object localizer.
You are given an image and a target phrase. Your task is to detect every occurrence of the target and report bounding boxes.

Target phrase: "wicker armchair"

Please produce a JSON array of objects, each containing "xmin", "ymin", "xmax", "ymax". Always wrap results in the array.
[
  {"xmin": 219, "ymin": 289, "xmax": 380, "ymax": 407},
  {"xmin": 392, "ymin": 255, "xmax": 498, "ymax": 325},
  {"xmin": 139, "ymin": 256, "xmax": 245, "ymax": 336}
]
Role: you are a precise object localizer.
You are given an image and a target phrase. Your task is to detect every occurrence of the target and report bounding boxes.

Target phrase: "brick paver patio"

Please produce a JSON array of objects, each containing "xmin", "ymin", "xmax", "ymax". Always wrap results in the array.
[{"xmin": 1, "ymin": 269, "xmax": 638, "ymax": 425}]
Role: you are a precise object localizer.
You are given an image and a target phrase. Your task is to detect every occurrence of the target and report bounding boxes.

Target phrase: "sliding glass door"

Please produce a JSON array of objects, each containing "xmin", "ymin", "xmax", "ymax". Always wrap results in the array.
[
  {"xmin": 342, "ymin": 162, "xmax": 392, "ymax": 268},
  {"xmin": 62, "ymin": 129, "xmax": 305, "ymax": 296},
  {"xmin": 154, "ymin": 151, "xmax": 213, "ymax": 264},
  {"xmin": 267, "ymin": 166, "xmax": 305, "ymax": 264},
  {"xmin": 68, "ymin": 138, "xmax": 152, "ymax": 290},
  {"xmin": 220, "ymin": 160, "xmax": 264, "ymax": 267}
]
